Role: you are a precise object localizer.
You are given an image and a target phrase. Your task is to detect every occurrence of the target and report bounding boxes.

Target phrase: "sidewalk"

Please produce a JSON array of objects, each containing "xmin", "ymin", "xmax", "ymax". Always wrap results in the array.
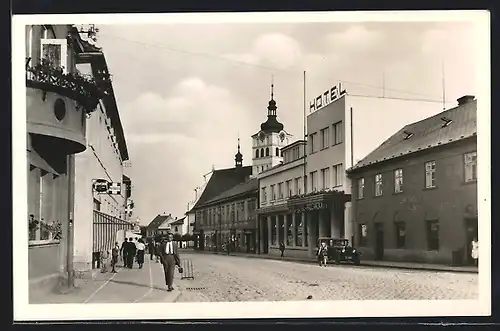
[
  {"xmin": 184, "ymin": 249, "xmax": 478, "ymax": 274},
  {"xmin": 30, "ymin": 257, "xmax": 182, "ymax": 304}
]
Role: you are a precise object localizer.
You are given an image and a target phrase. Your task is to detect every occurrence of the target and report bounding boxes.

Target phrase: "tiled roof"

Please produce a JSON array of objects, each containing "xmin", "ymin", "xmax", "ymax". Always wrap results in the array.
[
  {"xmin": 190, "ymin": 166, "xmax": 252, "ymax": 211},
  {"xmin": 348, "ymin": 97, "xmax": 477, "ymax": 172},
  {"xmin": 147, "ymin": 214, "xmax": 171, "ymax": 229},
  {"xmin": 203, "ymin": 177, "xmax": 258, "ymax": 205}
]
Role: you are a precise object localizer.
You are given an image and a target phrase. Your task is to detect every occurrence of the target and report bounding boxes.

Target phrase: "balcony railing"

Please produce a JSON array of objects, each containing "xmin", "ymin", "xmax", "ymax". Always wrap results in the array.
[{"xmin": 25, "ymin": 58, "xmax": 109, "ymax": 113}]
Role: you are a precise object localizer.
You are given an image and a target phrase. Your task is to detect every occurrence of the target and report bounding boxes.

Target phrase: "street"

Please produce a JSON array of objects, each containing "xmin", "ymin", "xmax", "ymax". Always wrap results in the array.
[{"xmin": 31, "ymin": 252, "xmax": 478, "ymax": 304}]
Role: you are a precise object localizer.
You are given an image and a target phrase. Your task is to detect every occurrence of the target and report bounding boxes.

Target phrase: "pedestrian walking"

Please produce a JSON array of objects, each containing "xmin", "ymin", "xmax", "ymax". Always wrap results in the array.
[
  {"xmin": 471, "ymin": 237, "xmax": 479, "ymax": 266},
  {"xmin": 148, "ymin": 240, "xmax": 155, "ymax": 260},
  {"xmin": 155, "ymin": 240, "xmax": 161, "ymax": 262},
  {"xmin": 317, "ymin": 242, "xmax": 328, "ymax": 267},
  {"xmin": 126, "ymin": 237, "xmax": 137, "ymax": 268},
  {"xmin": 159, "ymin": 232, "xmax": 181, "ymax": 291},
  {"xmin": 136, "ymin": 238, "xmax": 146, "ymax": 269},
  {"xmin": 279, "ymin": 241, "xmax": 285, "ymax": 257},
  {"xmin": 120, "ymin": 239, "xmax": 128, "ymax": 267},
  {"xmin": 111, "ymin": 242, "xmax": 119, "ymax": 273}
]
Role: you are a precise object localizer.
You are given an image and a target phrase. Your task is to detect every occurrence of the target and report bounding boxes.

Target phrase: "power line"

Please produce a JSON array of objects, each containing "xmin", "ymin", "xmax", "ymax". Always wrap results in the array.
[
  {"xmin": 347, "ymin": 93, "xmax": 455, "ymax": 104},
  {"xmin": 98, "ymin": 32, "xmax": 450, "ymax": 101}
]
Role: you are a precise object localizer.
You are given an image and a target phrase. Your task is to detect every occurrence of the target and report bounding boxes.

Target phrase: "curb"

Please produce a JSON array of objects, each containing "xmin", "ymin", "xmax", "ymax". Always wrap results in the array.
[{"xmin": 187, "ymin": 250, "xmax": 478, "ymax": 274}]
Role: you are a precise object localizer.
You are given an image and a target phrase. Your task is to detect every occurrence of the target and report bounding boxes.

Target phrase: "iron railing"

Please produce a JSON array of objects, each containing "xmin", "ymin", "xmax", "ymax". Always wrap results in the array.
[{"xmin": 93, "ymin": 210, "xmax": 133, "ymax": 253}]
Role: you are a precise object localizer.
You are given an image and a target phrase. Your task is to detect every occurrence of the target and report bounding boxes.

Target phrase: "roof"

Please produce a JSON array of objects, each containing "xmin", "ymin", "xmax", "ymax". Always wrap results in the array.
[
  {"xmin": 348, "ymin": 97, "xmax": 477, "ymax": 173},
  {"xmin": 146, "ymin": 214, "xmax": 172, "ymax": 229},
  {"xmin": 170, "ymin": 217, "xmax": 186, "ymax": 226},
  {"xmin": 189, "ymin": 166, "xmax": 252, "ymax": 212},
  {"xmin": 203, "ymin": 177, "xmax": 259, "ymax": 206}
]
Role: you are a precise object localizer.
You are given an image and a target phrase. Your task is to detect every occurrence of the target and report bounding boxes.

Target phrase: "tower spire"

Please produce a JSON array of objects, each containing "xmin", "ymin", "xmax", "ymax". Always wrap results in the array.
[
  {"xmin": 271, "ymin": 74, "xmax": 274, "ymax": 100},
  {"xmin": 235, "ymin": 135, "xmax": 243, "ymax": 168}
]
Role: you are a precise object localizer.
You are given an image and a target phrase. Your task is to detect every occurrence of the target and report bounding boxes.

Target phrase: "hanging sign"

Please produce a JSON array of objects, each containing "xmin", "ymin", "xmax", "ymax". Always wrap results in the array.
[
  {"xmin": 107, "ymin": 182, "xmax": 122, "ymax": 195},
  {"xmin": 310, "ymin": 82, "xmax": 346, "ymax": 113}
]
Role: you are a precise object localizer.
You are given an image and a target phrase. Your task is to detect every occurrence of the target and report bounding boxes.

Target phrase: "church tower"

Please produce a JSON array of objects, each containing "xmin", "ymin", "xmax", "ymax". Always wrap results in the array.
[
  {"xmin": 235, "ymin": 137, "xmax": 243, "ymax": 168},
  {"xmin": 251, "ymin": 82, "xmax": 292, "ymax": 177}
]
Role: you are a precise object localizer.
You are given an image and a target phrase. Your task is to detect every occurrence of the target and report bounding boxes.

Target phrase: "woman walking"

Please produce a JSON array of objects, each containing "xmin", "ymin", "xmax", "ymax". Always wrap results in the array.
[
  {"xmin": 317, "ymin": 242, "xmax": 328, "ymax": 267},
  {"xmin": 136, "ymin": 238, "xmax": 146, "ymax": 269}
]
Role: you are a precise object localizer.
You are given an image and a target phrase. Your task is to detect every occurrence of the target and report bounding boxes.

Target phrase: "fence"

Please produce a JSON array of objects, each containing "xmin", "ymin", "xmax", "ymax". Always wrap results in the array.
[{"xmin": 93, "ymin": 210, "xmax": 133, "ymax": 253}]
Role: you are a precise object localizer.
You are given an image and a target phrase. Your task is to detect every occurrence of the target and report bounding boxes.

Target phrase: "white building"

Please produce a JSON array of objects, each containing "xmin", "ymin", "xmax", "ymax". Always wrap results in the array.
[
  {"xmin": 72, "ymin": 37, "xmax": 131, "ymax": 273},
  {"xmin": 251, "ymin": 84, "xmax": 292, "ymax": 176}
]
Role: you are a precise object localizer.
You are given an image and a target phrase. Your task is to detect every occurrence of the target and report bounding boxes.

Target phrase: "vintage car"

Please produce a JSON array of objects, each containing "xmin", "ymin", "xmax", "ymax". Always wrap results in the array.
[{"xmin": 316, "ymin": 237, "xmax": 361, "ymax": 265}]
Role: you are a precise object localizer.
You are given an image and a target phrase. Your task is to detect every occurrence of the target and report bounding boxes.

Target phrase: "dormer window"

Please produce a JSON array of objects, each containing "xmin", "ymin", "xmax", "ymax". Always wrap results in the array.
[
  {"xmin": 441, "ymin": 117, "xmax": 453, "ymax": 127},
  {"xmin": 403, "ymin": 130, "xmax": 413, "ymax": 140}
]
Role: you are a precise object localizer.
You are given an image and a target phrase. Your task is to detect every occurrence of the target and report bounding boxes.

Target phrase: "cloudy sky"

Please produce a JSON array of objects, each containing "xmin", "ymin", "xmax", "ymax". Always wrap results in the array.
[{"xmin": 92, "ymin": 18, "xmax": 479, "ymax": 224}]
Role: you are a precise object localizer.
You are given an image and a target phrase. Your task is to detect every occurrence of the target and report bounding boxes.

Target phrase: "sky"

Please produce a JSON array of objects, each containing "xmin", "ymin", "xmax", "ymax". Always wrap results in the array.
[{"xmin": 91, "ymin": 19, "xmax": 479, "ymax": 224}]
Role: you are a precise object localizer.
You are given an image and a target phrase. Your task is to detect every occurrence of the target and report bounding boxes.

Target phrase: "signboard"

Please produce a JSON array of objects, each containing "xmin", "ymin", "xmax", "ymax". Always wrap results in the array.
[
  {"xmin": 93, "ymin": 179, "xmax": 110, "ymax": 193},
  {"xmin": 309, "ymin": 82, "xmax": 346, "ymax": 113},
  {"xmin": 107, "ymin": 182, "xmax": 122, "ymax": 195}
]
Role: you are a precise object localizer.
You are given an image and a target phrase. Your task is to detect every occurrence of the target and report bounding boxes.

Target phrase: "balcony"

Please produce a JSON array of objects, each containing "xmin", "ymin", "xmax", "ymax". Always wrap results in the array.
[{"xmin": 26, "ymin": 58, "xmax": 106, "ymax": 114}]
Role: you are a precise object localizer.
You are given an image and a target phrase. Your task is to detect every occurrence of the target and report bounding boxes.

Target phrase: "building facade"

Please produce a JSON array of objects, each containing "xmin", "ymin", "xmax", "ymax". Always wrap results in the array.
[
  {"xmin": 26, "ymin": 24, "xmax": 108, "ymax": 291},
  {"xmin": 347, "ymin": 95, "xmax": 478, "ymax": 265},
  {"xmin": 146, "ymin": 213, "xmax": 174, "ymax": 238},
  {"xmin": 284, "ymin": 94, "xmax": 352, "ymax": 259},
  {"xmin": 71, "ymin": 32, "xmax": 132, "ymax": 273},
  {"xmin": 256, "ymin": 141, "xmax": 307, "ymax": 257}
]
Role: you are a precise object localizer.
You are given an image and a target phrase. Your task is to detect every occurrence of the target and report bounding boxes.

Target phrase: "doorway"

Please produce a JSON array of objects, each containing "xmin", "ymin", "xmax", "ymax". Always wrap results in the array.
[
  {"xmin": 465, "ymin": 217, "xmax": 478, "ymax": 265},
  {"xmin": 374, "ymin": 223, "xmax": 384, "ymax": 260}
]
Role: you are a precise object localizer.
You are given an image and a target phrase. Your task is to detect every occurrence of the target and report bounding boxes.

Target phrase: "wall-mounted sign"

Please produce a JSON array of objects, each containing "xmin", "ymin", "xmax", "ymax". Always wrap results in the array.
[{"xmin": 309, "ymin": 82, "xmax": 346, "ymax": 113}]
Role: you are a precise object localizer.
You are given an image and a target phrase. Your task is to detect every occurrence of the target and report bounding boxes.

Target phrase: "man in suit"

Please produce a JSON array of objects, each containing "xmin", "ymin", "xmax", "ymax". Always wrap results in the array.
[
  {"xmin": 126, "ymin": 237, "xmax": 137, "ymax": 268},
  {"xmin": 159, "ymin": 232, "xmax": 181, "ymax": 291}
]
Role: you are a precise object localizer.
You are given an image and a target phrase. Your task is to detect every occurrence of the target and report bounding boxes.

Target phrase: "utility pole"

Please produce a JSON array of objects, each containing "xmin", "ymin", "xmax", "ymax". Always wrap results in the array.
[{"xmin": 66, "ymin": 154, "xmax": 75, "ymax": 288}]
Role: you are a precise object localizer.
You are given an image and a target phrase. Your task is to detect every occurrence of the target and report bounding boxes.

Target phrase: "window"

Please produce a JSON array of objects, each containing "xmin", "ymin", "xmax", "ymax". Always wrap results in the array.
[
  {"xmin": 255, "ymin": 149, "xmax": 259, "ymax": 159},
  {"xmin": 332, "ymin": 163, "xmax": 343, "ymax": 187},
  {"xmin": 427, "ymin": 220, "xmax": 439, "ymax": 251},
  {"xmin": 276, "ymin": 147, "xmax": 280, "ymax": 156},
  {"xmin": 310, "ymin": 171, "xmax": 318, "ymax": 192},
  {"xmin": 260, "ymin": 148, "xmax": 264, "ymax": 158},
  {"xmin": 425, "ymin": 161, "xmax": 436, "ymax": 188},
  {"xmin": 278, "ymin": 182, "xmax": 284, "ymax": 199},
  {"xmin": 464, "ymin": 152, "xmax": 477, "ymax": 182},
  {"xmin": 375, "ymin": 173, "xmax": 383, "ymax": 196},
  {"xmin": 320, "ymin": 127, "xmax": 330, "ymax": 150},
  {"xmin": 394, "ymin": 168, "xmax": 403, "ymax": 193},
  {"xmin": 395, "ymin": 222, "xmax": 406, "ymax": 248},
  {"xmin": 286, "ymin": 215, "xmax": 293, "ymax": 245},
  {"xmin": 261, "ymin": 187, "xmax": 267, "ymax": 203},
  {"xmin": 265, "ymin": 147, "xmax": 270, "ymax": 157},
  {"xmin": 332, "ymin": 121, "xmax": 343, "ymax": 145},
  {"xmin": 358, "ymin": 224, "xmax": 368, "ymax": 246},
  {"xmin": 286, "ymin": 180, "xmax": 292, "ymax": 197},
  {"xmin": 357, "ymin": 178, "xmax": 365, "ymax": 199},
  {"xmin": 295, "ymin": 217, "xmax": 303, "ymax": 246},
  {"xmin": 40, "ymin": 38, "xmax": 68, "ymax": 73},
  {"xmin": 270, "ymin": 184, "xmax": 276, "ymax": 201},
  {"xmin": 271, "ymin": 217, "xmax": 277, "ymax": 245},
  {"xmin": 294, "ymin": 177, "xmax": 302, "ymax": 195},
  {"xmin": 321, "ymin": 167, "xmax": 330, "ymax": 190},
  {"xmin": 309, "ymin": 133, "xmax": 317, "ymax": 154}
]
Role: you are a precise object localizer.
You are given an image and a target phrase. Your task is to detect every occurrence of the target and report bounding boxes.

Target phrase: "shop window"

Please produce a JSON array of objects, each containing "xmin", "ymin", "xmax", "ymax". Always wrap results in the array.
[
  {"xmin": 271, "ymin": 218, "xmax": 277, "ymax": 245},
  {"xmin": 426, "ymin": 220, "xmax": 439, "ymax": 251},
  {"xmin": 295, "ymin": 217, "xmax": 303, "ymax": 246},
  {"xmin": 278, "ymin": 217, "xmax": 285, "ymax": 244},
  {"xmin": 286, "ymin": 215, "xmax": 293, "ymax": 246},
  {"xmin": 395, "ymin": 222, "xmax": 406, "ymax": 248},
  {"xmin": 358, "ymin": 224, "xmax": 368, "ymax": 246}
]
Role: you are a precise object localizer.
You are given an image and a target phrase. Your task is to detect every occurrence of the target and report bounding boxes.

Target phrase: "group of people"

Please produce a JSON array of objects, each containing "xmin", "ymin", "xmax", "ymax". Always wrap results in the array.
[{"xmin": 112, "ymin": 237, "xmax": 147, "ymax": 271}]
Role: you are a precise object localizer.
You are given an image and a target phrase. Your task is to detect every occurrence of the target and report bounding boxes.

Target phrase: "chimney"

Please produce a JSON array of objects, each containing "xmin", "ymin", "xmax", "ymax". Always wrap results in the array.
[{"xmin": 457, "ymin": 95, "xmax": 475, "ymax": 106}]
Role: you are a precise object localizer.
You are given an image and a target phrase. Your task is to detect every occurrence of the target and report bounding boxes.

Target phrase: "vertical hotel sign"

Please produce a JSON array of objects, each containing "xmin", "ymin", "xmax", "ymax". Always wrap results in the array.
[{"xmin": 310, "ymin": 82, "xmax": 346, "ymax": 113}]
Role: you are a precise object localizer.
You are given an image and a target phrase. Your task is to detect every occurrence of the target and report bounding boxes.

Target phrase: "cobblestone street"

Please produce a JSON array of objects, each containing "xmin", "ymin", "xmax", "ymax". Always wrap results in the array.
[
  {"xmin": 30, "ymin": 252, "xmax": 478, "ymax": 304},
  {"xmin": 175, "ymin": 253, "xmax": 478, "ymax": 302}
]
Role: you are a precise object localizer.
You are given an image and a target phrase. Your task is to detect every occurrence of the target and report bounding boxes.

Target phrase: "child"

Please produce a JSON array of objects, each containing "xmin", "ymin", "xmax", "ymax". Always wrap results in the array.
[
  {"xmin": 111, "ymin": 242, "xmax": 119, "ymax": 273},
  {"xmin": 100, "ymin": 250, "xmax": 109, "ymax": 273}
]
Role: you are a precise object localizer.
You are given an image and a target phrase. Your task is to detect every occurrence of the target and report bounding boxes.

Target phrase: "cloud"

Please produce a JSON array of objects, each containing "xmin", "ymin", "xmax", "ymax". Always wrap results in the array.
[{"xmin": 325, "ymin": 25, "xmax": 385, "ymax": 52}]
